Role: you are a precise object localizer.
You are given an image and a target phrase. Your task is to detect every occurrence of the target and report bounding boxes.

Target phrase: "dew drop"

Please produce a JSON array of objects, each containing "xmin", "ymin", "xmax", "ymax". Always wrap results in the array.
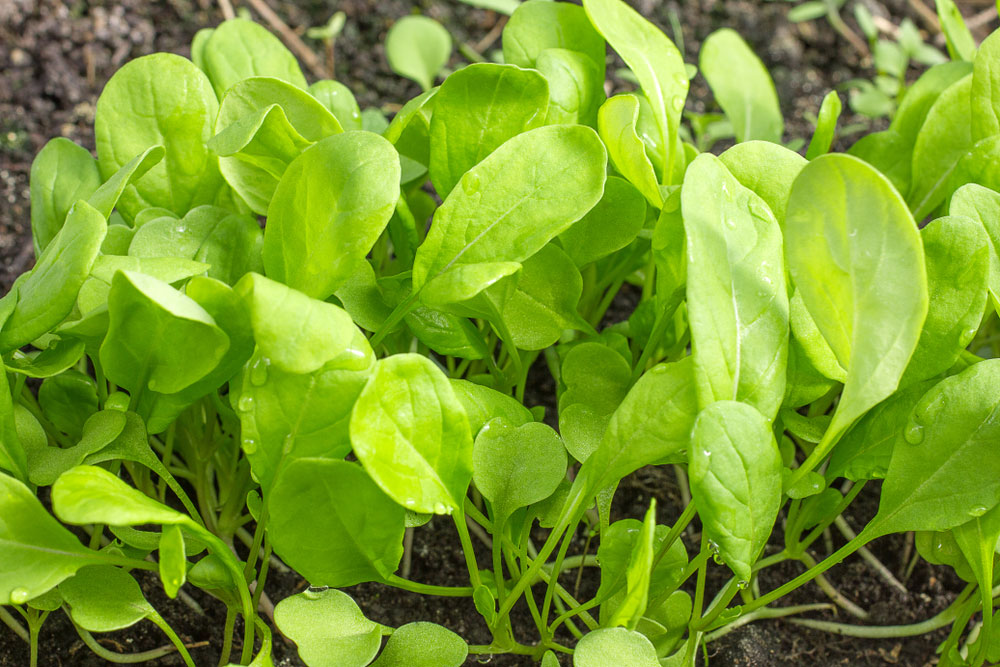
[
  {"xmin": 282, "ymin": 433, "xmax": 295, "ymax": 454},
  {"xmin": 175, "ymin": 225, "xmax": 187, "ymax": 234},
  {"xmin": 724, "ymin": 218, "xmax": 737, "ymax": 229},
  {"xmin": 237, "ymin": 394, "xmax": 255, "ymax": 413},
  {"xmin": 462, "ymin": 173, "xmax": 482, "ymax": 196},
  {"xmin": 673, "ymin": 72, "xmax": 688, "ymax": 87},
  {"xmin": 10, "ymin": 588, "xmax": 29, "ymax": 605},
  {"xmin": 712, "ymin": 552, "xmax": 724, "ymax": 565},
  {"xmin": 963, "ymin": 327, "xmax": 979, "ymax": 342},
  {"xmin": 903, "ymin": 420, "xmax": 924, "ymax": 445},
  {"xmin": 969, "ymin": 505, "xmax": 989, "ymax": 517},
  {"xmin": 250, "ymin": 357, "xmax": 271, "ymax": 386},
  {"xmin": 737, "ymin": 580, "xmax": 749, "ymax": 590},
  {"xmin": 651, "ymin": 364, "xmax": 669, "ymax": 374},
  {"xmin": 433, "ymin": 502, "xmax": 451, "ymax": 515},
  {"xmin": 707, "ymin": 540, "xmax": 720, "ymax": 553},
  {"xmin": 671, "ymin": 96, "xmax": 685, "ymax": 112},
  {"xmin": 405, "ymin": 498, "xmax": 417, "ymax": 508},
  {"xmin": 242, "ymin": 438, "xmax": 257, "ymax": 454}
]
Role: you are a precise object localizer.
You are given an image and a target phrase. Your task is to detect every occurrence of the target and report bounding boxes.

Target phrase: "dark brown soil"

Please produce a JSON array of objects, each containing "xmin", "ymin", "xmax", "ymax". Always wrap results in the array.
[{"xmin": 1, "ymin": 0, "xmax": 992, "ymax": 665}]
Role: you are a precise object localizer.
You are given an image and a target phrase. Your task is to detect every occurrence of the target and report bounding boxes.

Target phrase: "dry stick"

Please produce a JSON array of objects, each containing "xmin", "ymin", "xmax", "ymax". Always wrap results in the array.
[
  {"xmin": 474, "ymin": 16, "xmax": 508, "ymax": 54},
  {"xmin": 799, "ymin": 552, "xmax": 871, "ymax": 620},
  {"xmin": 402, "ymin": 527, "xmax": 415, "ymax": 579},
  {"xmin": 217, "ymin": 0, "xmax": 235, "ymax": 20},
  {"xmin": 907, "ymin": 0, "xmax": 941, "ymax": 32},
  {"xmin": 968, "ymin": 6, "xmax": 1000, "ymax": 31},
  {"xmin": 833, "ymin": 515, "xmax": 908, "ymax": 595},
  {"xmin": 242, "ymin": 0, "xmax": 329, "ymax": 79}
]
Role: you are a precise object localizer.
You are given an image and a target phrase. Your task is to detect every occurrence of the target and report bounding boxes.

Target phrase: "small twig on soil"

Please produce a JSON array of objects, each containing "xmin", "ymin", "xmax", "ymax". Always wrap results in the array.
[
  {"xmin": 242, "ymin": 0, "xmax": 329, "ymax": 79},
  {"xmin": 217, "ymin": 0, "xmax": 235, "ymax": 21},
  {"xmin": 907, "ymin": 0, "xmax": 941, "ymax": 32},
  {"xmin": 466, "ymin": 513, "xmax": 494, "ymax": 549},
  {"xmin": 799, "ymin": 551, "xmax": 871, "ymax": 620},
  {"xmin": 474, "ymin": 16, "xmax": 508, "ymax": 54},
  {"xmin": 968, "ymin": 6, "xmax": 999, "ymax": 32},
  {"xmin": 834, "ymin": 515, "xmax": 909, "ymax": 595}
]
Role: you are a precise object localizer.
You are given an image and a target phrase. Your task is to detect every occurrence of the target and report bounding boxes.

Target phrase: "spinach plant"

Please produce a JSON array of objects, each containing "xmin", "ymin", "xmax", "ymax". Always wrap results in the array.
[{"xmin": 3, "ymin": 2, "xmax": 1000, "ymax": 666}]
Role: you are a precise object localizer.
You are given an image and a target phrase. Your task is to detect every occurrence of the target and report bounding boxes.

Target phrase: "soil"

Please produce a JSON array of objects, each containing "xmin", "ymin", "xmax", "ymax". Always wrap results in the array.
[{"xmin": 0, "ymin": 0, "xmax": 994, "ymax": 665}]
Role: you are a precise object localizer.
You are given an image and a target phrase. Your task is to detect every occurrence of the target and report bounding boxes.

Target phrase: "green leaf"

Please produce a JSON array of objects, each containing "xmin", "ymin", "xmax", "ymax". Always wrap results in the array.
[
  {"xmin": 24, "ymin": 409, "xmax": 125, "ymax": 486},
  {"xmin": 308, "ymin": 80, "xmax": 363, "ymax": 131},
  {"xmin": 95, "ymin": 53, "xmax": 224, "ymax": 222},
  {"xmin": 584, "ymin": 0, "xmax": 688, "ymax": 183},
  {"xmin": 972, "ymin": 31, "xmax": 1000, "ymax": 140},
  {"xmin": 6, "ymin": 337, "xmax": 85, "ymax": 379},
  {"xmin": 870, "ymin": 359, "xmax": 1000, "ymax": 537},
  {"xmin": 0, "ymin": 201, "xmax": 106, "ymax": 354},
  {"xmin": 38, "ymin": 370, "xmax": 98, "ymax": 441},
  {"xmin": 573, "ymin": 627, "xmax": 660, "ymax": 666},
  {"xmin": 908, "ymin": 74, "xmax": 972, "ymax": 219},
  {"xmin": 236, "ymin": 347, "xmax": 373, "ymax": 492},
  {"xmin": 88, "ymin": 145, "xmax": 165, "ymax": 219},
  {"xmin": 60, "ymin": 565, "xmax": 154, "ymax": 632},
  {"xmin": 537, "ymin": 47, "xmax": 605, "ymax": 127},
  {"xmin": 785, "ymin": 154, "xmax": 927, "ymax": 468},
  {"xmin": 900, "ymin": 216, "xmax": 989, "ymax": 386},
  {"xmin": 700, "ymin": 29, "xmax": 783, "ymax": 143},
  {"xmin": 683, "ymin": 153, "xmax": 788, "ymax": 420},
  {"xmin": 787, "ymin": 1, "xmax": 829, "ymax": 22},
  {"xmin": 29, "ymin": 137, "xmax": 101, "ymax": 255},
  {"xmin": 0, "ymin": 470, "xmax": 103, "ymax": 603},
  {"xmin": 806, "ymin": 91, "xmax": 842, "ymax": 160},
  {"xmin": 350, "ymin": 354, "xmax": 473, "ymax": 514},
  {"xmin": 718, "ymin": 141, "xmax": 806, "ymax": 227},
  {"xmin": 212, "ymin": 77, "xmax": 343, "ymax": 214},
  {"xmin": 413, "ymin": 124, "xmax": 607, "ymax": 291},
  {"xmin": 473, "ymin": 418, "xmax": 567, "ymax": 524},
  {"xmin": 951, "ymin": 183, "xmax": 1000, "ymax": 310},
  {"xmin": 597, "ymin": 518, "xmax": 687, "ymax": 621},
  {"xmin": 558, "ymin": 342, "xmax": 632, "ymax": 463},
  {"xmin": 263, "ymin": 132, "xmax": 400, "ymax": 300},
  {"xmin": 235, "ymin": 272, "xmax": 373, "ymax": 375},
  {"xmin": 559, "ymin": 177, "xmax": 646, "ymax": 267},
  {"xmin": 503, "ymin": 0, "xmax": 605, "ymax": 75},
  {"xmin": 268, "ymin": 458, "xmax": 404, "ymax": 586},
  {"xmin": 386, "ymin": 16, "xmax": 452, "ymax": 91},
  {"xmin": 451, "ymin": 379, "xmax": 534, "ymax": 435},
  {"xmin": 789, "ymin": 290, "xmax": 845, "ymax": 383},
  {"xmin": 581, "ymin": 358, "xmax": 698, "ymax": 492},
  {"xmin": 158, "ymin": 525, "xmax": 186, "ymax": 599},
  {"xmin": 598, "ymin": 95, "xmax": 663, "ymax": 208},
  {"xmin": 129, "ymin": 205, "xmax": 263, "ymax": 285},
  {"xmin": 371, "ymin": 622, "xmax": 468, "ymax": 667},
  {"xmin": 689, "ymin": 401, "xmax": 782, "ymax": 582},
  {"xmin": 607, "ymin": 500, "xmax": 656, "ymax": 629},
  {"xmin": 826, "ymin": 379, "xmax": 936, "ymax": 482},
  {"xmin": 100, "ymin": 271, "xmax": 229, "ymax": 396},
  {"xmin": 428, "ymin": 63, "xmax": 549, "ymax": 198},
  {"xmin": 936, "ymin": 0, "xmax": 976, "ymax": 61},
  {"xmin": 201, "ymin": 18, "xmax": 307, "ymax": 98},
  {"xmin": 53, "ymin": 465, "xmax": 190, "ymax": 527},
  {"xmin": 274, "ymin": 589, "xmax": 381, "ymax": 667},
  {"xmin": 499, "ymin": 244, "xmax": 588, "ymax": 350}
]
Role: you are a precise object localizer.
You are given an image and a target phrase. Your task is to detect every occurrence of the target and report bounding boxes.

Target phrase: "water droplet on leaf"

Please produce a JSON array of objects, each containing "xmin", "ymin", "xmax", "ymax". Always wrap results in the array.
[
  {"xmin": 249, "ymin": 357, "xmax": 270, "ymax": 386},
  {"xmin": 242, "ymin": 438, "xmax": 257, "ymax": 454},
  {"xmin": 10, "ymin": 588, "xmax": 29, "ymax": 605},
  {"xmin": 969, "ymin": 505, "xmax": 989, "ymax": 517},
  {"xmin": 282, "ymin": 433, "xmax": 294, "ymax": 454},
  {"xmin": 671, "ymin": 96, "xmax": 685, "ymax": 112},
  {"xmin": 237, "ymin": 395, "xmax": 255, "ymax": 413},
  {"xmin": 903, "ymin": 420, "xmax": 924, "ymax": 445}
]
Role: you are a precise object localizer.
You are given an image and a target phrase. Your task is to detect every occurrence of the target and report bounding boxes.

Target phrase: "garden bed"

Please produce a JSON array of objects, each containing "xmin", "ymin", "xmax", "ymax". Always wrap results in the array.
[{"xmin": 0, "ymin": 0, "xmax": 994, "ymax": 665}]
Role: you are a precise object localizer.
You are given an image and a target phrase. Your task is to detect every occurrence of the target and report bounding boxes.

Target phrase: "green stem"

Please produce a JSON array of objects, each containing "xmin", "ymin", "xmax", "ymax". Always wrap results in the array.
[
  {"xmin": 371, "ymin": 292, "xmax": 419, "ymax": 348},
  {"xmin": 74, "ymin": 625, "xmax": 187, "ymax": 664},
  {"xmin": 384, "ymin": 574, "xmax": 474, "ymax": 597},
  {"xmin": 741, "ymin": 531, "xmax": 871, "ymax": 616},
  {"xmin": 218, "ymin": 607, "xmax": 236, "ymax": 667},
  {"xmin": 787, "ymin": 601, "xmax": 965, "ymax": 638},
  {"xmin": 795, "ymin": 481, "xmax": 866, "ymax": 553},
  {"xmin": 0, "ymin": 606, "xmax": 29, "ymax": 642},
  {"xmin": 453, "ymin": 509, "xmax": 484, "ymax": 590},
  {"xmin": 704, "ymin": 603, "xmax": 836, "ymax": 643},
  {"xmin": 652, "ymin": 503, "xmax": 697, "ymax": 571},
  {"xmin": 540, "ymin": 521, "xmax": 576, "ymax": 634},
  {"xmin": 252, "ymin": 540, "xmax": 273, "ymax": 613},
  {"xmin": 148, "ymin": 611, "xmax": 196, "ymax": 667}
]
